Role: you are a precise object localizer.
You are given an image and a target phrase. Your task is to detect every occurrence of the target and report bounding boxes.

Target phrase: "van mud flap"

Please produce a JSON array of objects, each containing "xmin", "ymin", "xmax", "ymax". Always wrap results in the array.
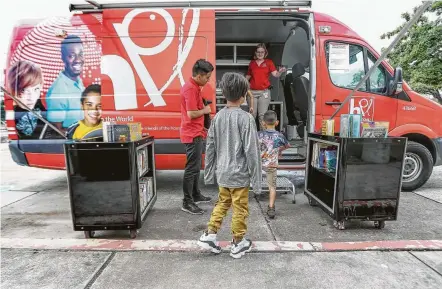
[{"xmin": 9, "ymin": 141, "xmax": 28, "ymax": 166}]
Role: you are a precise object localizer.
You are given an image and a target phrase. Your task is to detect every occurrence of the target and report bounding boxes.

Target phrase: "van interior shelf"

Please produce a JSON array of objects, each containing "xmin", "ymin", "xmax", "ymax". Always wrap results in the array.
[{"xmin": 216, "ymin": 43, "xmax": 257, "ymax": 66}]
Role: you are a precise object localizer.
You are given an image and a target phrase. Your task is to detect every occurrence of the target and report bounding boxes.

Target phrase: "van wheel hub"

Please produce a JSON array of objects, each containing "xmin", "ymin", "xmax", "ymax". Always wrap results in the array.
[{"xmin": 403, "ymin": 153, "xmax": 423, "ymax": 183}]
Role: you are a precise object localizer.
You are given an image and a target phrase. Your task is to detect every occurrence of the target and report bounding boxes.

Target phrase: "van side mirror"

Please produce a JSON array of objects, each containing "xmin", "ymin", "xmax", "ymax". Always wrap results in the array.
[{"xmin": 387, "ymin": 67, "xmax": 403, "ymax": 95}]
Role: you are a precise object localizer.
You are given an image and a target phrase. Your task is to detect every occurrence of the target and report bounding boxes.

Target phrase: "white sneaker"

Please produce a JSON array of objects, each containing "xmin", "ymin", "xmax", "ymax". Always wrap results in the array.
[
  {"xmin": 230, "ymin": 238, "xmax": 252, "ymax": 259},
  {"xmin": 197, "ymin": 232, "xmax": 221, "ymax": 254}
]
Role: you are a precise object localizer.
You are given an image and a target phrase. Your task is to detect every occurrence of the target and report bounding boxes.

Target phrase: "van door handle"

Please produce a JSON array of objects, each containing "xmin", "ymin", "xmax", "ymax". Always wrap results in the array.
[{"xmin": 325, "ymin": 101, "xmax": 343, "ymax": 106}]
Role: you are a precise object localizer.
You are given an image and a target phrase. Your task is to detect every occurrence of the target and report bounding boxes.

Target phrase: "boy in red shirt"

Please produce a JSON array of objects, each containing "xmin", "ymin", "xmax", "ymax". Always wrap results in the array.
[{"xmin": 180, "ymin": 59, "xmax": 214, "ymax": 215}]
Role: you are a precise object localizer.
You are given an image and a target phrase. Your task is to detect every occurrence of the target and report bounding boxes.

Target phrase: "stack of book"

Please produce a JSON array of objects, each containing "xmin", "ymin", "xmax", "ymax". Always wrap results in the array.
[
  {"xmin": 339, "ymin": 114, "xmax": 361, "ymax": 138},
  {"xmin": 103, "ymin": 122, "xmax": 144, "ymax": 142},
  {"xmin": 139, "ymin": 177, "xmax": 153, "ymax": 212},
  {"xmin": 338, "ymin": 114, "xmax": 389, "ymax": 138}
]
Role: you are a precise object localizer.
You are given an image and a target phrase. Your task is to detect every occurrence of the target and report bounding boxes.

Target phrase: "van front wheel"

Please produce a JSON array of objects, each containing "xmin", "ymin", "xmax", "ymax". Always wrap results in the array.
[{"xmin": 402, "ymin": 141, "xmax": 433, "ymax": 192}]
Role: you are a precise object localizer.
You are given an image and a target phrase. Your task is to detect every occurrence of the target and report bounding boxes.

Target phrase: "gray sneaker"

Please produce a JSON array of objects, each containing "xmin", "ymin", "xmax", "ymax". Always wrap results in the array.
[
  {"xmin": 197, "ymin": 231, "xmax": 221, "ymax": 254},
  {"xmin": 267, "ymin": 206, "xmax": 276, "ymax": 219},
  {"xmin": 230, "ymin": 238, "xmax": 252, "ymax": 259}
]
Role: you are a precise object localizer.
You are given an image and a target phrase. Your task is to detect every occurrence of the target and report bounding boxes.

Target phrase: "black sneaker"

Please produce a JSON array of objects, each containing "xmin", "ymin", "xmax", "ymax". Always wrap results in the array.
[
  {"xmin": 181, "ymin": 202, "xmax": 204, "ymax": 215},
  {"xmin": 267, "ymin": 206, "xmax": 276, "ymax": 219},
  {"xmin": 193, "ymin": 194, "xmax": 212, "ymax": 204}
]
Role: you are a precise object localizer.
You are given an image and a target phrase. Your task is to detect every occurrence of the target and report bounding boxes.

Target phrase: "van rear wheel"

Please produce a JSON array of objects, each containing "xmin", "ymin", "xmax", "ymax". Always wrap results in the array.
[{"xmin": 402, "ymin": 141, "xmax": 433, "ymax": 192}]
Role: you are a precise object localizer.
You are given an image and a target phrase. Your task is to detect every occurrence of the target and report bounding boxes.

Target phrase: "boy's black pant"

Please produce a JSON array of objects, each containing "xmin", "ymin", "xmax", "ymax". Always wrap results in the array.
[{"xmin": 183, "ymin": 136, "xmax": 203, "ymax": 204}]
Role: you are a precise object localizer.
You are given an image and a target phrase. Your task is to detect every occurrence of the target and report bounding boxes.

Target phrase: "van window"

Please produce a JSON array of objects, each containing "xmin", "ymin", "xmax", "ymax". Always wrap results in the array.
[
  {"xmin": 367, "ymin": 52, "xmax": 387, "ymax": 94},
  {"xmin": 325, "ymin": 42, "xmax": 367, "ymax": 91}
]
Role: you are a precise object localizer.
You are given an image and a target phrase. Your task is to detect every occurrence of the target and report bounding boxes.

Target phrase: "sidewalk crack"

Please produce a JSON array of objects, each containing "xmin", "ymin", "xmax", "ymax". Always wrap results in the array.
[
  {"xmin": 408, "ymin": 251, "xmax": 442, "ymax": 278},
  {"xmin": 254, "ymin": 194, "xmax": 278, "ymax": 241},
  {"xmin": 84, "ymin": 252, "xmax": 116, "ymax": 289}
]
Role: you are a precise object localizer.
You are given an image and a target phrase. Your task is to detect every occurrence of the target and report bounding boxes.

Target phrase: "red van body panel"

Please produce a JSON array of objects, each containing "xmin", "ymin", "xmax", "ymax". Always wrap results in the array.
[{"xmin": 4, "ymin": 9, "xmax": 442, "ymax": 171}]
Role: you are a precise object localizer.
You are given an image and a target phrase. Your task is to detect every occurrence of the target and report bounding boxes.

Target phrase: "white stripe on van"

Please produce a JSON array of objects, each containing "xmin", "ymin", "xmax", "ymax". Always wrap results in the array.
[{"xmin": 6, "ymin": 111, "xmax": 14, "ymax": 121}]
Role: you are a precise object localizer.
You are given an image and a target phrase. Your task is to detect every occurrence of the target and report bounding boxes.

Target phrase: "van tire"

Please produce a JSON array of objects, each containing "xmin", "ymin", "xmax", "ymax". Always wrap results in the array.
[{"xmin": 402, "ymin": 141, "xmax": 433, "ymax": 192}]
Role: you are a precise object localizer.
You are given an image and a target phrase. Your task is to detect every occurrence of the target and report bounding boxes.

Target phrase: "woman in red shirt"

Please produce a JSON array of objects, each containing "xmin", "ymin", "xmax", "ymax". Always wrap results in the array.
[{"xmin": 246, "ymin": 43, "xmax": 286, "ymax": 129}]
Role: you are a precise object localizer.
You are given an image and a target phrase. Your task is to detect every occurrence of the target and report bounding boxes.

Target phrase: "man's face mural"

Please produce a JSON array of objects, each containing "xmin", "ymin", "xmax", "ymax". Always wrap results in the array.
[{"xmin": 62, "ymin": 42, "xmax": 84, "ymax": 79}]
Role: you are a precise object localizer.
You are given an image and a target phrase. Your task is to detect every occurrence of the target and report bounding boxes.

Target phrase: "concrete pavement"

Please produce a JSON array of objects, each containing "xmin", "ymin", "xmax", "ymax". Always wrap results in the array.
[
  {"xmin": 1, "ymin": 168, "xmax": 442, "ymax": 243},
  {"xmin": 1, "ymin": 143, "xmax": 442, "ymax": 288},
  {"xmin": 1, "ymin": 249, "xmax": 442, "ymax": 289}
]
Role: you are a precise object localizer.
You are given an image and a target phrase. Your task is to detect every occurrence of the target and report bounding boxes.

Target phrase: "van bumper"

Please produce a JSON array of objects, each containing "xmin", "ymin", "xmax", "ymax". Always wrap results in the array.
[
  {"xmin": 432, "ymin": 137, "xmax": 442, "ymax": 166},
  {"xmin": 8, "ymin": 141, "xmax": 29, "ymax": 166}
]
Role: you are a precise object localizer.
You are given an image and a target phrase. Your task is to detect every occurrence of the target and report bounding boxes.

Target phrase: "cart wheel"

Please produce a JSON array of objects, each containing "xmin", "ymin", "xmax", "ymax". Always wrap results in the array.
[
  {"xmin": 334, "ymin": 220, "xmax": 346, "ymax": 230},
  {"xmin": 374, "ymin": 221, "xmax": 385, "ymax": 229},
  {"xmin": 84, "ymin": 231, "xmax": 95, "ymax": 239},
  {"xmin": 292, "ymin": 199, "xmax": 296, "ymax": 204},
  {"xmin": 129, "ymin": 229, "xmax": 138, "ymax": 239},
  {"xmin": 308, "ymin": 197, "xmax": 316, "ymax": 207}
]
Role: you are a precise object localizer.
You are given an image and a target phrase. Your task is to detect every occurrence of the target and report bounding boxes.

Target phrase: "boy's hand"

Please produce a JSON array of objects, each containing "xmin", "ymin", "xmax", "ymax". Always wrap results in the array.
[
  {"xmin": 202, "ymin": 105, "xmax": 211, "ymax": 114},
  {"xmin": 249, "ymin": 107, "xmax": 254, "ymax": 114}
]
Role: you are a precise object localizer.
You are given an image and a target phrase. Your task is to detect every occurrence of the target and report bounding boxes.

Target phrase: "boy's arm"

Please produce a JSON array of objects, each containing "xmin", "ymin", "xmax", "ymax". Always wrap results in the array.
[
  {"xmin": 242, "ymin": 115, "xmax": 262, "ymax": 194},
  {"xmin": 279, "ymin": 133, "xmax": 291, "ymax": 152},
  {"xmin": 204, "ymin": 118, "xmax": 216, "ymax": 184},
  {"xmin": 277, "ymin": 133, "xmax": 290, "ymax": 156}
]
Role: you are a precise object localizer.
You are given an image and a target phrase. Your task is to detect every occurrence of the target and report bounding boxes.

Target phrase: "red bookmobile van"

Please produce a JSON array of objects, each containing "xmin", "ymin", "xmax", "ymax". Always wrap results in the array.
[{"xmin": 3, "ymin": 1, "xmax": 442, "ymax": 191}]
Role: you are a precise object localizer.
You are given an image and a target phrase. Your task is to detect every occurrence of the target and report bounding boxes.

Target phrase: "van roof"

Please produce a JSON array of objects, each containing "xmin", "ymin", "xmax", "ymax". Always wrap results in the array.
[{"xmin": 10, "ymin": 10, "xmax": 360, "ymax": 40}]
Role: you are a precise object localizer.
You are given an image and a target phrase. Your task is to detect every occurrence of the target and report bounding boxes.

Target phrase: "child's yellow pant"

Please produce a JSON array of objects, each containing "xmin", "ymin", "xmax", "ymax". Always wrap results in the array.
[{"xmin": 208, "ymin": 186, "xmax": 249, "ymax": 240}]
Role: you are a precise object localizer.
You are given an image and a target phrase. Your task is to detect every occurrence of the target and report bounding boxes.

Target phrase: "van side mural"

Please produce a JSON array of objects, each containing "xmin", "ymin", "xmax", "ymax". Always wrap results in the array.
[
  {"xmin": 100, "ymin": 9, "xmax": 215, "ymax": 139},
  {"xmin": 6, "ymin": 9, "xmax": 215, "ymax": 140},
  {"xmin": 7, "ymin": 14, "xmax": 102, "ymax": 139}
]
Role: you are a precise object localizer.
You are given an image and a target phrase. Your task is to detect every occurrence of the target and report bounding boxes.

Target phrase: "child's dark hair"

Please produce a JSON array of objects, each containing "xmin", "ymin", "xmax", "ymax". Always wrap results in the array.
[
  {"xmin": 192, "ymin": 59, "xmax": 214, "ymax": 77},
  {"xmin": 263, "ymin": 110, "xmax": 278, "ymax": 125},
  {"xmin": 219, "ymin": 72, "xmax": 249, "ymax": 102},
  {"xmin": 81, "ymin": 84, "xmax": 101, "ymax": 104},
  {"xmin": 61, "ymin": 35, "xmax": 83, "ymax": 56}
]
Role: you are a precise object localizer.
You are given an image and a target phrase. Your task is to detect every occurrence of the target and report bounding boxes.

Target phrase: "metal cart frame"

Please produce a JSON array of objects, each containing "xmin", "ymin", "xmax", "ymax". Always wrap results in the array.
[
  {"xmin": 64, "ymin": 136, "xmax": 156, "ymax": 239},
  {"xmin": 304, "ymin": 133, "xmax": 407, "ymax": 230}
]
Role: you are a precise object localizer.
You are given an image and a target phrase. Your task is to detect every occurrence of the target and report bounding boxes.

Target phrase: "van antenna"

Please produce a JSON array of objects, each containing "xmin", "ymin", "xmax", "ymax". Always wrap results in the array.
[
  {"xmin": 0, "ymin": 86, "xmax": 67, "ymax": 139},
  {"xmin": 85, "ymin": 0, "xmax": 102, "ymax": 9},
  {"xmin": 328, "ymin": 0, "xmax": 433, "ymax": 121}
]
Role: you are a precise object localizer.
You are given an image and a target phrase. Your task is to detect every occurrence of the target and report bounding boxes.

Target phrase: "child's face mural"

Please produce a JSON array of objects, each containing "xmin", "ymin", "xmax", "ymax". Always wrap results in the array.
[
  {"xmin": 19, "ymin": 83, "xmax": 42, "ymax": 110},
  {"xmin": 81, "ymin": 93, "xmax": 102, "ymax": 126}
]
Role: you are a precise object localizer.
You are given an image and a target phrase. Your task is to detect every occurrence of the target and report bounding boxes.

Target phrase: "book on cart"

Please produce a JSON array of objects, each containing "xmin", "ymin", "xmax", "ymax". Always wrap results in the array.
[
  {"xmin": 103, "ymin": 122, "xmax": 144, "ymax": 142},
  {"xmin": 360, "ymin": 121, "xmax": 389, "ymax": 138},
  {"xmin": 311, "ymin": 142, "xmax": 337, "ymax": 174},
  {"xmin": 339, "ymin": 114, "xmax": 362, "ymax": 138},
  {"xmin": 321, "ymin": 119, "xmax": 335, "ymax": 136},
  {"xmin": 137, "ymin": 147, "xmax": 149, "ymax": 177}
]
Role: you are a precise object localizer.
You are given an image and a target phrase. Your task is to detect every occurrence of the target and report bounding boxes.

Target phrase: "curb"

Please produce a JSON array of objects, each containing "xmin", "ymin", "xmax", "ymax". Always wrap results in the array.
[{"xmin": 2, "ymin": 238, "xmax": 442, "ymax": 253}]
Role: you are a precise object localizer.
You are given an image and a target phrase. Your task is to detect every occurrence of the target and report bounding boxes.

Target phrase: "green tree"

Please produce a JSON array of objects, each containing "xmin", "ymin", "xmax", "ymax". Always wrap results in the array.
[{"xmin": 381, "ymin": 1, "xmax": 442, "ymax": 103}]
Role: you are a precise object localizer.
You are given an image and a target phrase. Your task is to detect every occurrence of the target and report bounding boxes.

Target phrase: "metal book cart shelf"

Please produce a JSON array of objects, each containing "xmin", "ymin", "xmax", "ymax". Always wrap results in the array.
[
  {"xmin": 64, "ymin": 136, "xmax": 157, "ymax": 239},
  {"xmin": 304, "ymin": 133, "xmax": 407, "ymax": 230}
]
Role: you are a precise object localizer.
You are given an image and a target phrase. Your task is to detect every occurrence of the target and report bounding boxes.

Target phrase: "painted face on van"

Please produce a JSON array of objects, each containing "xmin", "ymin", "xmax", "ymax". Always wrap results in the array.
[
  {"xmin": 81, "ymin": 92, "xmax": 102, "ymax": 127},
  {"xmin": 195, "ymin": 71, "xmax": 212, "ymax": 86},
  {"xmin": 19, "ymin": 83, "xmax": 42, "ymax": 110},
  {"xmin": 62, "ymin": 43, "xmax": 84, "ymax": 79}
]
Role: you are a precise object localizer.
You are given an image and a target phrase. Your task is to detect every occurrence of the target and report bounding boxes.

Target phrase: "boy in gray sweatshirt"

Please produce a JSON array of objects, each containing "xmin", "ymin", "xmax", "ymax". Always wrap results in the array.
[{"xmin": 197, "ymin": 72, "xmax": 262, "ymax": 259}]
